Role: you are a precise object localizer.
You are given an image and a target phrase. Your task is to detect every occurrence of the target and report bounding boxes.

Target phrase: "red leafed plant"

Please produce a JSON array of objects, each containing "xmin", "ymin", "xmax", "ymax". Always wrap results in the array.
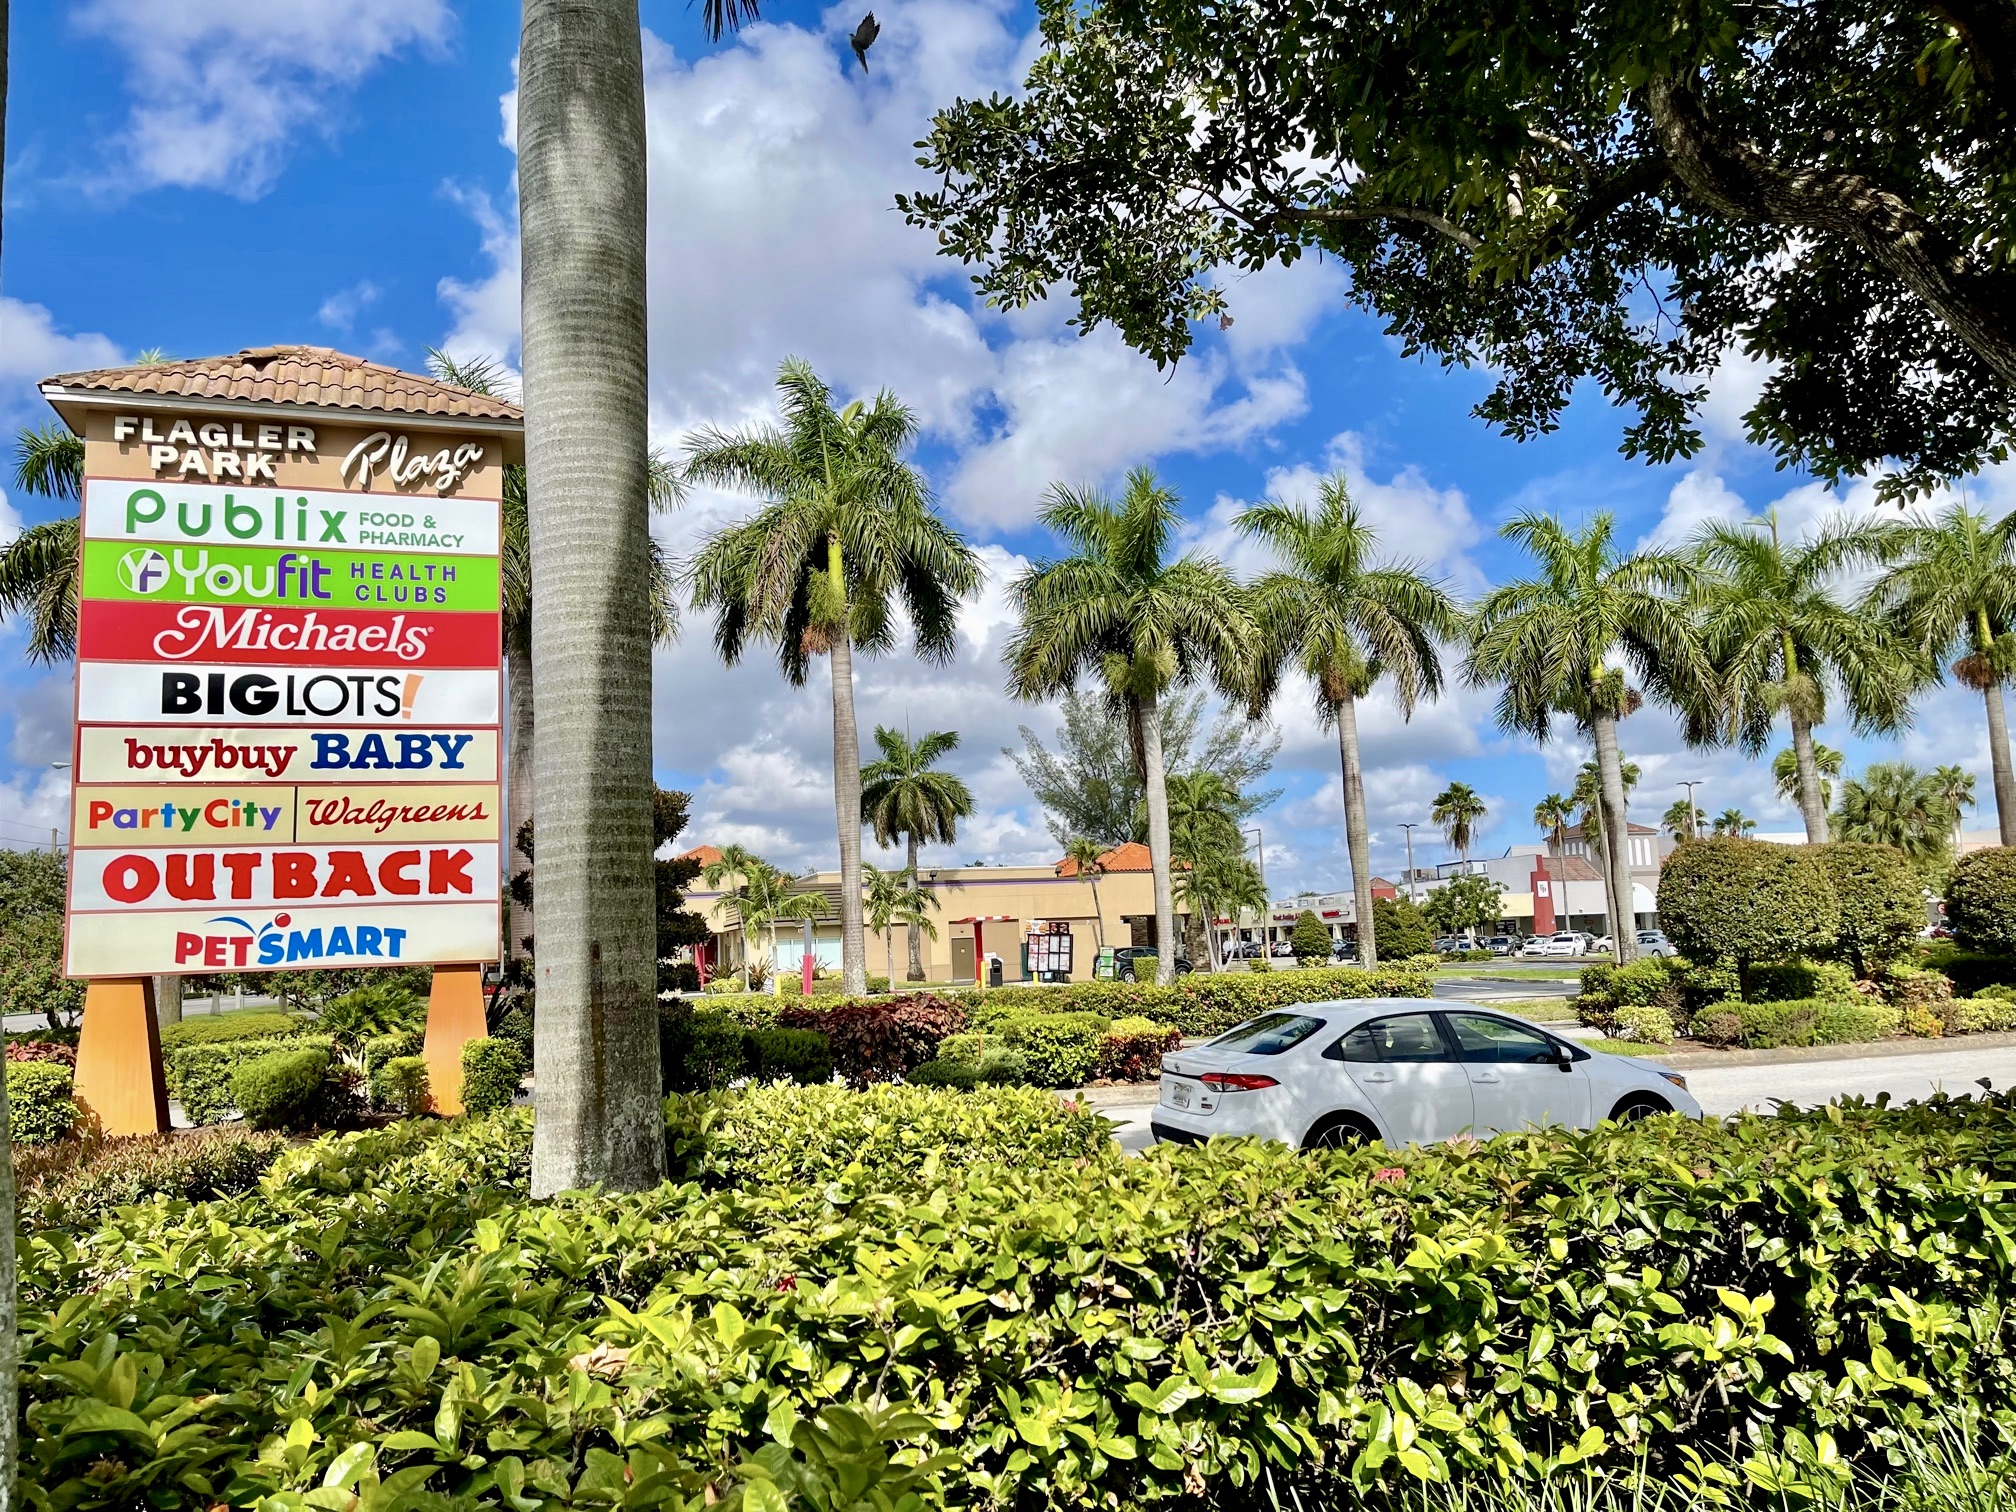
[
  {"xmin": 776, "ymin": 994, "xmax": 967, "ymax": 1087},
  {"xmin": 7, "ymin": 1040, "xmax": 77, "ymax": 1067}
]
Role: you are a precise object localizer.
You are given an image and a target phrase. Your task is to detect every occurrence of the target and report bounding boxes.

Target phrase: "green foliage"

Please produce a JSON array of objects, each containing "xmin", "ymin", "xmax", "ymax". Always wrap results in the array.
[
  {"xmin": 1743, "ymin": 962, "xmax": 1834, "ymax": 1004},
  {"xmin": 1420, "ymin": 873, "xmax": 1506, "ymax": 938},
  {"xmin": 949, "ymin": 963, "xmax": 1432, "ymax": 1038},
  {"xmin": 8, "ymin": 1060, "xmax": 76, "ymax": 1145},
  {"xmin": 17, "ymin": 1127, "xmax": 287, "ymax": 1232},
  {"xmin": 166, "ymin": 1032, "xmax": 331, "ymax": 1124},
  {"xmin": 1097, "ymin": 1019, "xmax": 1183, "ymax": 1080},
  {"xmin": 1949, "ymin": 848, "xmax": 2016, "ymax": 955},
  {"xmin": 746, "ymin": 1028, "xmax": 834, "ymax": 1087},
  {"xmin": 316, "ymin": 980, "xmax": 426, "ymax": 1050},
  {"xmin": 1659, "ymin": 837, "xmax": 1841, "ymax": 966},
  {"xmin": 230, "ymin": 1047, "xmax": 335, "ymax": 1132},
  {"xmin": 1953, "ymin": 995, "xmax": 2016, "ymax": 1034},
  {"xmin": 1291, "ymin": 909, "xmax": 1332, "ymax": 963},
  {"xmin": 659, "ymin": 1004, "xmax": 753, "ymax": 1094},
  {"xmin": 1729, "ymin": 998, "xmax": 1903, "ymax": 1049},
  {"xmin": 371, "ymin": 1056, "xmax": 431, "ymax": 1117},
  {"xmin": 1816, "ymin": 843, "xmax": 1927, "ymax": 975},
  {"xmin": 1001, "ymin": 1011, "xmax": 1113, "ymax": 1088},
  {"xmin": 492, "ymin": 1006, "xmax": 534, "ymax": 1060},
  {"xmin": 1612, "ymin": 1006, "xmax": 1674, "ymax": 1046},
  {"xmin": 1371, "ymin": 895, "xmax": 1433, "ymax": 958},
  {"xmin": 0, "ymin": 909, "xmax": 84, "ymax": 1031},
  {"xmin": 360, "ymin": 1029, "xmax": 423, "ymax": 1081},
  {"xmin": 905, "ymin": 1058, "xmax": 981, "ymax": 1089},
  {"xmin": 975, "ymin": 1047, "xmax": 1032, "ymax": 1085},
  {"xmin": 458, "ymin": 1038, "xmax": 526, "ymax": 1116},
  {"xmin": 159, "ymin": 1011, "xmax": 303, "ymax": 1048},
  {"xmin": 1921, "ymin": 944, "xmax": 2016, "ymax": 996}
]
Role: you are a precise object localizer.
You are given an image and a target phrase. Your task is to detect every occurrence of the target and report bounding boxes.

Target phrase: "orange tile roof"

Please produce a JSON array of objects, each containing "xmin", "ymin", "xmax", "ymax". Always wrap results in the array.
[
  {"xmin": 681, "ymin": 845, "xmax": 725, "ymax": 869},
  {"xmin": 1055, "ymin": 841, "xmax": 1153, "ymax": 877},
  {"xmin": 43, "ymin": 345, "xmax": 523, "ymax": 424}
]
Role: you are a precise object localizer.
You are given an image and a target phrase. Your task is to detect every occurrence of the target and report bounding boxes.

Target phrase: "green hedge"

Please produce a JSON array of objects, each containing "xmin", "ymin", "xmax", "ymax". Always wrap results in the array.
[
  {"xmin": 230, "ymin": 1047, "xmax": 332, "ymax": 1131},
  {"xmin": 459, "ymin": 1038, "xmax": 526, "ymax": 1115},
  {"xmin": 34, "ymin": 1089, "xmax": 2016, "ymax": 1509},
  {"xmin": 370, "ymin": 1055, "xmax": 430, "ymax": 1116},
  {"xmin": 1949, "ymin": 847, "xmax": 2016, "ymax": 954},
  {"xmin": 746, "ymin": 1028, "xmax": 833, "ymax": 1086},
  {"xmin": 1740, "ymin": 960, "xmax": 1856, "ymax": 1003},
  {"xmin": 19, "ymin": 1127, "xmax": 287, "ymax": 1232},
  {"xmin": 7, "ymin": 1061, "xmax": 75, "ymax": 1145},
  {"xmin": 1000, "ymin": 1011, "xmax": 1111, "ymax": 1087},
  {"xmin": 1815, "ymin": 842, "xmax": 1925, "ymax": 975},
  {"xmin": 157, "ymin": 1011, "xmax": 302, "ymax": 1049},
  {"xmin": 1722, "ymin": 997, "xmax": 1903, "ymax": 1049},
  {"xmin": 1658, "ymin": 836, "xmax": 1839, "ymax": 965},
  {"xmin": 166, "ymin": 1032, "xmax": 332, "ymax": 1124}
]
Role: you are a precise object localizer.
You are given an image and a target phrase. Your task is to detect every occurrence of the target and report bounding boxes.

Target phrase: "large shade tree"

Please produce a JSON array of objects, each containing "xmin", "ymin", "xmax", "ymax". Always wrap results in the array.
[
  {"xmin": 1239, "ymin": 476, "xmax": 1455, "ymax": 965},
  {"xmin": 1688, "ymin": 512, "xmax": 1918, "ymax": 843},
  {"xmin": 1864, "ymin": 505, "xmax": 2016, "ymax": 845},
  {"xmin": 1467, "ymin": 514, "xmax": 1701, "ymax": 964},
  {"xmin": 905, "ymin": 0, "xmax": 2016, "ymax": 504},
  {"xmin": 1005, "ymin": 469, "xmax": 1258, "ymax": 985},
  {"xmin": 685, "ymin": 361, "xmax": 980, "ymax": 995},
  {"xmin": 859, "ymin": 726, "xmax": 973, "ymax": 980}
]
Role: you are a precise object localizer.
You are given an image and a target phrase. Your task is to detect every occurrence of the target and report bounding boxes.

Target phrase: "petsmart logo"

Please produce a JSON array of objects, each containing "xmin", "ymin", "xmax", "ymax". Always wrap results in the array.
[
  {"xmin": 174, "ymin": 911, "xmax": 409, "ymax": 968},
  {"xmin": 118, "ymin": 548, "xmax": 172, "ymax": 593}
]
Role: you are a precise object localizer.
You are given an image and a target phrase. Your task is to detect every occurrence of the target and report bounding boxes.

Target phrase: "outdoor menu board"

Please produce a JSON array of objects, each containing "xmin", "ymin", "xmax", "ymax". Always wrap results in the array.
[{"xmin": 63, "ymin": 422, "xmax": 507, "ymax": 977}]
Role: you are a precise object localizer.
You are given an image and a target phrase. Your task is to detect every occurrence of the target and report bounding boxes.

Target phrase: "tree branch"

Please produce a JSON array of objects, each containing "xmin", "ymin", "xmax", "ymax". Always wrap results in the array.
[
  {"xmin": 1931, "ymin": 0, "xmax": 2016, "ymax": 118},
  {"xmin": 1645, "ymin": 72, "xmax": 2016, "ymax": 388},
  {"xmin": 1276, "ymin": 203, "xmax": 1482, "ymax": 250}
]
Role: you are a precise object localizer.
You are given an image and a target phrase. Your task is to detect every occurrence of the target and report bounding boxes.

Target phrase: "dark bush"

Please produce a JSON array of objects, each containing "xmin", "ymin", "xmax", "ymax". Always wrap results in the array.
[
  {"xmin": 231, "ymin": 1048, "xmax": 333, "ymax": 1131},
  {"xmin": 1741, "ymin": 961, "xmax": 1826, "ymax": 1002},
  {"xmin": 1948, "ymin": 847, "xmax": 2016, "ymax": 954},
  {"xmin": 776, "ymin": 993, "xmax": 966, "ymax": 1087},
  {"xmin": 746, "ymin": 1028, "xmax": 834, "ymax": 1086},
  {"xmin": 1921, "ymin": 944, "xmax": 2016, "ymax": 995},
  {"xmin": 659, "ymin": 1004, "xmax": 751, "ymax": 1093},
  {"xmin": 458, "ymin": 1039, "xmax": 526, "ymax": 1115},
  {"xmin": 1576, "ymin": 963, "xmax": 1619, "ymax": 1032},
  {"xmin": 492, "ymin": 1006, "xmax": 534, "ymax": 1059},
  {"xmin": 1291, "ymin": 909, "xmax": 1331, "ymax": 963},
  {"xmin": 1814, "ymin": 842, "xmax": 1926, "ymax": 976},
  {"xmin": 370, "ymin": 1055, "xmax": 430, "ymax": 1116},
  {"xmin": 8, "ymin": 1061, "xmax": 76, "ymax": 1145},
  {"xmin": 1729, "ymin": 997, "xmax": 1900, "ymax": 1049},
  {"xmin": 1370, "ymin": 895, "xmax": 1433, "ymax": 958},
  {"xmin": 906, "ymin": 1059, "xmax": 981, "ymax": 1089},
  {"xmin": 17, "ymin": 1127, "xmax": 288, "ymax": 1231},
  {"xmin": 1658, "ymin": 837, "xmax": 1839, "ymax": 966}
]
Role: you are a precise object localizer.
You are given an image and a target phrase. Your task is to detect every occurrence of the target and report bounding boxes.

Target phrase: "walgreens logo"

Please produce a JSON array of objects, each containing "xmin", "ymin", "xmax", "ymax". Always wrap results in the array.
[{"xmin": 77, "ymin": 603, "xmax": 500, "ymax": 668}]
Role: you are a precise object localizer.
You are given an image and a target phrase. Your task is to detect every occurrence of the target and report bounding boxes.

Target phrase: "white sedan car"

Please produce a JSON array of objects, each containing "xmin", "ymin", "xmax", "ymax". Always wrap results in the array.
[{"xmin": 1151, "ymin": 999, "xmax": 1699, "ymax": 1150}]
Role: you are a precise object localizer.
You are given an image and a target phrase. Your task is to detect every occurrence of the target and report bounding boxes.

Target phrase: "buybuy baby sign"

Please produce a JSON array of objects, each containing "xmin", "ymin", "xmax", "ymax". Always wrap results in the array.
[{"xmin": 66, "ymin": 404, "xmax": 506, "ymax": 978}]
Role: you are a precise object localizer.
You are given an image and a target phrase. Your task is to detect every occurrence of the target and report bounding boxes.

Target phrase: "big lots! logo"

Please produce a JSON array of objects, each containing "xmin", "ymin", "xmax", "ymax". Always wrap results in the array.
[{"xmin": 174, "ymin": 912, "xmax": 410, "ymax": 968}]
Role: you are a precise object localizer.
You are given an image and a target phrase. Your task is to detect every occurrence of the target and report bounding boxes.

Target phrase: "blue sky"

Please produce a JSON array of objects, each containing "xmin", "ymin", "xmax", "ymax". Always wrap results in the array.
[{"xmin": 3, "ymin": 0, "xmax": 2011, "ymax": 889}]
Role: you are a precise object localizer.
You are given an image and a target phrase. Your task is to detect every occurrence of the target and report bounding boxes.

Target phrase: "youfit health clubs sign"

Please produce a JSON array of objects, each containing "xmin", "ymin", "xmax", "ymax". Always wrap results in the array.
[{"xmin": 56, "ymin": 380, "xmax": 516, "ymax": 979}]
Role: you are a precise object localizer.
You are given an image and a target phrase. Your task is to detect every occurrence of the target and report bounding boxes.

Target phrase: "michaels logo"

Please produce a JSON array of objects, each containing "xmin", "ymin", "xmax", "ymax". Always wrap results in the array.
[
  {"xmin": 151, "ymin": 607, "xmax": 432, "ymax": 662},
  {"xmin": 174, "ymin": 911, "xmax": 410, "ymax": 968}
]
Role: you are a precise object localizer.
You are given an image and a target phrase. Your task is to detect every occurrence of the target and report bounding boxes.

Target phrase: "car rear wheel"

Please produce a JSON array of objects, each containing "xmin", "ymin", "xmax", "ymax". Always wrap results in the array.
[
  {"xmin": 1303, "ymin": 1113, "xmax": 1377, "ymax": 1151},
  {"xmin": 1610, "ymin": 1093, "xmax": 1672, "ymax": 1123}
]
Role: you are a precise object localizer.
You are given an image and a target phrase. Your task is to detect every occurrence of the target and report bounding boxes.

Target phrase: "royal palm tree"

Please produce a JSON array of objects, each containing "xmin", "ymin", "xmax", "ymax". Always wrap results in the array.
[
  {"xmin": 685, "ymin": 361, "xmax": 980, "ymax": 997},
  {"xmin": 859, "ymin": 726, "xmax": 973, "ymax": 981},
  {"xmin": 1177, "ymin": 851, "xmax": 1267, "ymax": 971},
  {"xmin": 1159, "ymin": 769, "xmax": 1247, "ymax": 965},
  {"xmin": 1572, "ymin": 757, "xmax": 1641, "ymax": 939},
  {"xmin": 1431, "ymin": 782, "xmax": 1487, "ymax": 867},
  {"xmin": 1773, "ymin": 742, "xmax": 1842, "ymax": 815},
  {"xmin": 1467, "ymin": 514, "xmax": 1701, "ymax": 965},
  {"xmin": 1063, "ymin": 836, "xmax": 1110, "ymax": 953},
  {"xmin": 1005, "ymin": 469, "xmax": 1258, "ymax": 986},
  {"xmin": 740, "ymin": 864, "xmax": 832, "ymax": 986},
  {"xmin": 700, "ymin": 844, "xmax": 768, "ymax": 989},
  {"xmin": 1533, "ymin": 791, "xmax": 1576, "ymax": 929},
  {"xmin": 519, "ymin": 0, "xmax": 661, "ymax": 1193},
  {"xmin": 1660, "ymin": 798, "xmax": 1704, "ymax": 839},
  {"xmin": 1688, "ymin": 512, "xmax": 1915, "ymax": 843},
  {"xmin": 1834, "ymin": 762, "xmax": 1956, "ymax": 872},
  {"xmin": 1933, "ymin": 764, "xmax": 1978, "ymax": 857},
  {"xmin": 1711, "ymin": 808, "xmax": 1757, "ymax": 838},
  {"xmin": 1238, "ymin": 477, "xmax": 1455, "ymax": 965},
  {"xmin": 864, "ymin": 863, "xmax": 939, "ymax": 988},
  {"xmin": 1865, "ymin": 505, "xmax": 2016, "ymax": 845}
]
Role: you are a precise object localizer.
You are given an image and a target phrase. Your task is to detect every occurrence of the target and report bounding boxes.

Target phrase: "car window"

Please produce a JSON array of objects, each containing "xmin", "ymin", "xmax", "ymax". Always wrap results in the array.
[
  {"xmin": 1333, "ymin": 1025, "xmax": 1382, "ymax": 1062},
  {"xmin": 1343, "ymin": 1014, "xmax": 1451, "ymax": 1063},
  {"xmin": 1445, "ymin": 1013, "xmax": 1561, "ymax": 1065},
  {"xmin": 1208, "ymin": 1012, "xmax": 1326, "ymax": 1055}
]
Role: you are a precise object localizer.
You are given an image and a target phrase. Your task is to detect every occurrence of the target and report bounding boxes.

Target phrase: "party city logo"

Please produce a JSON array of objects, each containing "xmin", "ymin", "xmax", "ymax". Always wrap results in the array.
[{"xmin": 174, "ymin": 911, "xmax": 409, "ymax": 968}]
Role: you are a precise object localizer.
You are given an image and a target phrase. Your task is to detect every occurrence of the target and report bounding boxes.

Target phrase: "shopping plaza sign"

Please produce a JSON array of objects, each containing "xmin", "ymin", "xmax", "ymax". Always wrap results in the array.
[{"xmin": 49, "ymin": 364, "xmax": 521, "ymax": 977}]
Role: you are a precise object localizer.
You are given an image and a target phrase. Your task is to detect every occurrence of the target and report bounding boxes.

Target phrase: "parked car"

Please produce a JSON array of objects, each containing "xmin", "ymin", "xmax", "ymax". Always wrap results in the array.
[
  {"xmin": 1151, "ymin": 1002, "xmax": 1698, "ymax": 1149},
  {"xmin": 1270, "ymin": 941, "xmax": 1296, "ymax": 958},
  {"xmin": 1432, "ymin": 936, "xmax": 1461, "ymax": 954},
  {"xmin": 1481, "ymin": 935, "xmax": 1520, "ymax": 957},
  {"xmin": 1527, "ymin": 932, "xmax": 1593, "ymax": 957},
  {"xmin": 1635, "ymin": 930, "xmax": 1675, "ymax": 958},
  {"xmin": 1589, "ymin": 935, "xmax": 1615, "ymax": 955},
  {"xmin": 1113, "ymin": 946, "xmax": 1194, "ymax": 980}
]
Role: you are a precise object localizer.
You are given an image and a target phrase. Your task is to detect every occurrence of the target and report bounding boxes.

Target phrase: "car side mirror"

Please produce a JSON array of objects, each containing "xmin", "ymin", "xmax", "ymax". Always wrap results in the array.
[{"xmin": 1552, "ymin": 1041, "xmax": 1576, "ymax": 1072}]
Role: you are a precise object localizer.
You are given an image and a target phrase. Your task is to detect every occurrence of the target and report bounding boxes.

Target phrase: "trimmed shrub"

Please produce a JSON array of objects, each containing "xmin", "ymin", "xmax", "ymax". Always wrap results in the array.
[
  {"xmin": 1878, "ymin": 961, "xmax": 1954, "ymax": 1010},
  {"xmin": 1731, "ymin": 997, "xmax": 1902, "ymax": 1049},
  {"xmin": 231, "ymin": 1048, "xmax": 333, "ymax": 1131},
  {"xmin": 775, "ymin": 994, "xmax": 966, "ymax": 1087},
  {"xmin": 7, "ymin": 1061, "xmax": 76, "ymax": 1145},
  {"xmin": 360, "ymin": 1029, "xmax": 422, "ymax": 1081},
  {"xmin": 975, "ymin": 1047, "xmax": 1032, "ymax": 1085},
  {"xmin": 370, "ymin": 1056, "xmax": 430, "ymax": 1116},
  {"xmin": 1576, "ymin": 963, "xmax": 1619, "ymax": 1032},
  {"xmin": 1247, "ymin": 957, "xmax": 1272, "ymax": 973},
  {"xmin": 1739, "ymin": 961, "xmax": 1857, "ymax": 1003},
  {"xmin": 1001, "ymin": 1011, "xmax": 1111, "ymax": 1088},
  {"xmin": 1612, "ymin": 1005, "xmax": 1674, "ymax": 1045},
  {"xmin": 459, "ymin": 1038, "xmax": 527, "ymax": 1116},
  {"xmin": 1948, "ymin": 846, "xmax": 2016, "ymax": 954},
  {"xmin": 746, "ymin": 1028, "xmax": 834, "ymax": 1086},
  {"xmin": 18, "ymin": 1127, "xmax": 287, "ymax": 1232},
  {"xmin": 906, "ymin": 1059, "xmax": 980, "ymax": 1089},
  {"xmin": 1952, "ymin": 995, "xmax": 2016, "ymax": 1034},
  {"xmin": 1921, "ymin": 944, "xmax": 2016, "ymax": 996},
  {"xmin": 158, "ymin": 1011, "xmax": 302, "ymax": 1049},
  {"xmin": 1096, "ymin": 1018, "xmax": 1182, "ymax": 1080},
  {"xmin": 1291, "ymin": 909, "xmax": 1331, "ymax": 963},
  {"xmin": 1658, "ymin": 836, "xmax": 1839, "ymax": 966},
  {"xmin": 492, "ymin": 1006, "xmax": 534, "ymax": 1059},
  {"xmin": 658, "ymin": 1004, "xmax": 751, "ymax": 1093},
  {"xmin": 936, "ymin": 1031, "xmax": 992, "ymax": 1066},
  {"xmin": 167, "ymin": 1033, "xmax": 332, "ymax": 1124},
  {"xmin": 1815, "ymin": 842, "xmax": 1926, "ymax": 976},
  {"xmin": 1371, "ymin": 895, "xmax": 1433, "ymax": 958},
  {"xmin": 659, "ymin": 960, "xmax": 702, "ymax": 994},
  {"xmin": 1690, "ymin": 1009, "xmax": 1744, "ymax": 1047}
]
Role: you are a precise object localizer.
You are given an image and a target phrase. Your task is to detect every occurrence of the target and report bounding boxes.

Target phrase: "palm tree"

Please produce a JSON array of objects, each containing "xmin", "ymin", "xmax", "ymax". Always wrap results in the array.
[
  {"xmin": 1865, "ymin": 505, "xmax": 2016, "ymax": 845},
  {"xmin": 0, "ymin": 424, "xmax": 84, "ymax": 662},
  {"xmin": 859, "ymin": 726, "xmax": 974, "ymax": 981},
  {"xmin": 519, "ymin": 0, "xmax": 661, "ymax": 1193},
  {"xmin": 1431, "ymin": 782, "xmax": 1487, "ymax": 867},
  {"xmin": 1932, "ymin": 764, "xmax": 1978, "ymax": 857},
  {"xmin": 1688, "ymin": 511, "xmax": 1915, "ymax": 844},
  {"xmin": 1239, "ymin": 477, "xmax": 1455, "ymax": 965},
  {"xmin": 685, "ymin": 360, "xmax": 980, "ymax": 996},
  {"xmin": 1572, "ymin": 757, "xmax": 1641, "ymax": 939},
  {"xmin": 1005, "ymin": 469, "xmax": 1258, "ymax": 986},
  {"xmin": 1177, "ymin": 851, "xmax": 1267, "ymax": 971},
  {"xmin": 1533, "ymin": 791, "xmax": 1576, "ymax": 930},
  {"xmin": 739, "ymin": 864, "xmax": 832, "ymax": 987},
  {"xmin": 864, "ymin": 864, "xmax": 939, "ymax": 988},
  {"xmin": 1467, "ymin": 513, "xmax": 1701, "ymax": 965},
  {"xmin": 1834, "ymin": 762, "xmax": 1956, "ymax": 871},
  {"xmin": 1160, "ymin": 769, "xmax": 1247, "ymax": 965},
  {"xmin": 1660, "ymin": 798, "xmax": 1704, "ymax": 839},
  {"xmin": 1773, "ymin": 742, "xmax": 1842, "ymax": 815},
  {"xmin": 1063, "ymin": 836, "xmax": 1110, "ymax": 953},
  {"xmin": 1711, "ymin": 808, "xmax": 1756, "ymax": 838},
  {"xmin": 700, "ymin": 844, "xmax": 768, "ymax": 989}
]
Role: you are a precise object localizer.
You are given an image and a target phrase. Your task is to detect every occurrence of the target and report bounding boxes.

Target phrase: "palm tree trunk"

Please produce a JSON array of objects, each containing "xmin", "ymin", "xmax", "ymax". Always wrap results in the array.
[
  {"xmin": 1335, "ymin": 695, "xmax": 1377, "ymax": 967},
  {"xmin": 1987, "ymin": 680, "xmax": 2016, "ymax": 847},
  {"xmin": 904, "ymin": 834, "xmax": 925, "ymax": 981},
  {"xmin": 1789, "ymin": 715, "xmax": 1830, "ymax": 844},
  {"xmin": 830, "ymin": 628, "xmax": 868, "ymax": 995},
  {"xmin": 153, "ymin": 973, "xmax": 183, "ymax": 1030},
  {"xmin": 520, "ymin": 0, "xmax": 663, "ymax": 1197},
  {"xmin": 506, "ymin": 637, "xmax": 536, "ymax": 963},
  {"xmin": 0, "ymin": 11, "xmax": 21, "ymax": 1496},
  {"xmin": 885, "ymin": 925, "xmax": 896, "ymax": 990},
  {"xmin": 1139, "ymin": 688, "xmax": 1178, "ymax": 987},
  {"xmin": 1088, "ymin": 873, "xmax": 1106, "ymax": 954},
  {"xmin": 1591, "ymin": 713, "xmax": 1639, "ymax": 964}
]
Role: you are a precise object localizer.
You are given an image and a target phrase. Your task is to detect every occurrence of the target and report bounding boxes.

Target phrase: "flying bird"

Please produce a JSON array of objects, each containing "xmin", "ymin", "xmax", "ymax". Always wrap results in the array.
[{"xmin": 850, "ymin": 12, "xmax": 879, "ymax": 72}]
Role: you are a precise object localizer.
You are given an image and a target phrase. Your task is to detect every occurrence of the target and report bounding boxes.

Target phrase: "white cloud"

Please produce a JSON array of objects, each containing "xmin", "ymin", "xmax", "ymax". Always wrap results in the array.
[
  {"xmin": 317, "ymin": 280, "xmax": 382, "ymax": 333},
  {"xmin": 0, "ymin": 298, "xmax": 122, "ymax": 421},
  {"xmin": 75, "ymin": 0, "xmax": 455, "ymax": 196}
]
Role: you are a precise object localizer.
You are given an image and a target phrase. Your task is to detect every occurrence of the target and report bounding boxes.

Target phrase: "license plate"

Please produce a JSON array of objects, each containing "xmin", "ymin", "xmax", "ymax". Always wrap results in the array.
[{"xmin": 1170, "ymin": 1082, "xmax": 1191, "ymax": 1109}]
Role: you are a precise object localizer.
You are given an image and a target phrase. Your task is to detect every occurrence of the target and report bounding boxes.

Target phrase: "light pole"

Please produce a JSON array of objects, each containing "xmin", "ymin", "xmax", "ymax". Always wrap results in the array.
[
  {"xmin": 1676, "ymin": 779, "xmax": 1704, "ymax": 840},
  {"xmin": 1242, "ymin": 826, "xmax": 1267, "ymax": 954},
  {"xmin": 1398, "ymin": 822, "xmax": 1421, "ymax": 903}
]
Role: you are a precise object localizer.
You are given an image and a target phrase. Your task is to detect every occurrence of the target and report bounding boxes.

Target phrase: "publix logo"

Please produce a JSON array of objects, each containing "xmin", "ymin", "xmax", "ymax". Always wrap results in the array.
[
  {"xmin": 172, "ymin": 910, "xmax": 410, "ymax": 968},
  {"xmin": 117, "ymin": 548, "xmax": 172, "ymax": 593}
]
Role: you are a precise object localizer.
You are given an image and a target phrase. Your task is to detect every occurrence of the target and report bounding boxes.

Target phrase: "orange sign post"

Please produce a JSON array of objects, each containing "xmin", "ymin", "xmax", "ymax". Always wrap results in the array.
[{"xmin": 44, "ymin": 348, "xmax": 524, "ymax": 1133}]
